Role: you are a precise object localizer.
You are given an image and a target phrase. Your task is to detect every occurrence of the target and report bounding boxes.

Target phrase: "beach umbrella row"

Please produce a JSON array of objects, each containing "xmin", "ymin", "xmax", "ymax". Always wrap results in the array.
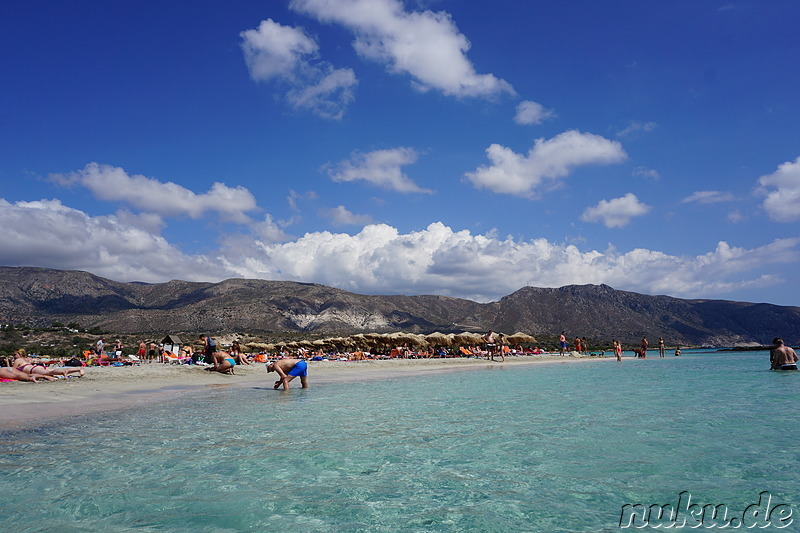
[{"xmin": 245, "ymin": 331, "xmax": 537, "ymax": 354}]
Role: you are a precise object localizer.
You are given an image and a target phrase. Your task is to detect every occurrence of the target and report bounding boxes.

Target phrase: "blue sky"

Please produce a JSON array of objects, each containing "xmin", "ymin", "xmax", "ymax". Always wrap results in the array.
[{"xmin": 1, "ymin": 0, "xmax": 799, "ymax": 304}]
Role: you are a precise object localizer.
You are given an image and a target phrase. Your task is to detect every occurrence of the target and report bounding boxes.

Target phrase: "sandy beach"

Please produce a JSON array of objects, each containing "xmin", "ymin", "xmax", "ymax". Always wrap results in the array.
[{"xmin": 0, "ymin": 354, "xmax": 608, "ymax": 429}]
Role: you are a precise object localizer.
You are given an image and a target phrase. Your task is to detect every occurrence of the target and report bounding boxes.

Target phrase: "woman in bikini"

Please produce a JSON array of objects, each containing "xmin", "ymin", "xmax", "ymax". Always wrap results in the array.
[
  {"xmin": 0, "ymin": 366, "xmax": 40, "ymax": 382},
  {"xmin": 205, "ymin": 351, "xmax": 236, "ymax": 374},
  {"xmin": 229, "ymin": 341, "xmax": 251, "ymax": 366},
  {"xmin": 13, "ymin": 349, "xmax": 84, "ymax": 379}
]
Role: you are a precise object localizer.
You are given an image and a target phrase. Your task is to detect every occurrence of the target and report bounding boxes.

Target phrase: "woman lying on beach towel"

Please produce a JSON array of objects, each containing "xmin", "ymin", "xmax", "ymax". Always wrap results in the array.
[
  {"xmin": 0, "ymin": 366, "xmax": 41, "ymax": 382},
  {"xmin": 12, "ymin": 349, "xmax": 84, "ymax": 379}
]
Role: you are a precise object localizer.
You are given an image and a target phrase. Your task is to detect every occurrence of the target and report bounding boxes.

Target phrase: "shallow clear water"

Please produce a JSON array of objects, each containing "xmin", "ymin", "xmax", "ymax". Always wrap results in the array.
[{"xmin": 1, "ymin": 351, "xmax": 798, "ymax": 532}]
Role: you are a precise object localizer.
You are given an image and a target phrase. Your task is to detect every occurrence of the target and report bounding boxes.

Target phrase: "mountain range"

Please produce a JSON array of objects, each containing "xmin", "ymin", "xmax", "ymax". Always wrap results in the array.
[{"xmin": 1, "ymin": 266, "xmax": 798, "ymax": 346}]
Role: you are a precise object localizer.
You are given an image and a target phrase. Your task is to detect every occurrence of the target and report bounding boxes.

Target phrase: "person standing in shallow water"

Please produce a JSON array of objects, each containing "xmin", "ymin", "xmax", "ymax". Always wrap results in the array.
[
  {"xmin": 658, "ymin": 337, "xmax": 666, "ymax": 358},
  {"xmin": 640, "ymin": 337, "xmax": 648, "ymax": 358},
  {"xmin": 559, "ymin": 331, "xmax": 567, "ymax": 356},
  {"xmin": 770, "ymin": 338, "xmax": 798, "ymax": 370}
]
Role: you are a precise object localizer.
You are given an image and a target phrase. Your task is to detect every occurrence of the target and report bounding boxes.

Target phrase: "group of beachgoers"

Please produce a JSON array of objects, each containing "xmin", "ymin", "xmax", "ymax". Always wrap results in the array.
[
  {"xmin": 0, "ymin": 349, "xmax": 85, "ymax": 383},
  {"xmin": 197, "ymin": 335, "xmax": 254, "ymax": 374},
  {"xmin": 3, "ymin": 331, "xmax": 796, "ymax": 386},
  {"xmin": 557, "ymin": 331, "xmax": 678, "ymax": 362},
  {"xmin": 198, "ymin": 334, "xmax": 308, "ymax": 389}
]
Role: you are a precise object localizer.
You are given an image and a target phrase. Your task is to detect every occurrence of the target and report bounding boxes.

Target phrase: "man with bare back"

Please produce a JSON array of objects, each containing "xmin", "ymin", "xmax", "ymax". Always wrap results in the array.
[
  {"xmin": 266, "ymin": 358, "xmax": 308, "ymax": 390},
  {"xmin": 770, "ymin": 338, "xmax": 798, "ymax": 370}
]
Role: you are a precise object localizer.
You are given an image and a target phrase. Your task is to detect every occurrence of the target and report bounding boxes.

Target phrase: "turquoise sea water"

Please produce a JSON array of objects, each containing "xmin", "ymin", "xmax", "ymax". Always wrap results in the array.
[{"xmin": 1, "ymin": 351, "xmax": 798, "ymax": 532}]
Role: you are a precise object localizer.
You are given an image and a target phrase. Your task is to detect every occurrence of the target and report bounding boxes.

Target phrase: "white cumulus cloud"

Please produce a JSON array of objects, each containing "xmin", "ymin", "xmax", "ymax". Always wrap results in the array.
[
  {"xmin": 757, "ymin": 156, "xmax": 800, "ymax": 222},
  {"xmin": 225, "ymin": 222, "xmax": 799, "ymax": 302},
  {"xmin": 241, "ymin": 18, "xmax": 357, "ymax": 119},
  {"xmin": 289, "ymin": 0, "xmax": 514, "ymax": 98},
  {"xmin": 581, "ymin": 193, "xmax": 652, "ymax": 228},
  {"xmin": 2, "ymin": 200, "xmax": 798, "ymax": 303},
  {"xmin": 240, "ymin": 18, "xmax": 318, "ymax": 80},
  {"xmin": 514, "ymin": 100, "xmax": 556, "ymax": 125},
  {"xmin": 325, "ymin": 147, "xmax": 432, "ymax": 193},
  {"xmin": 51, "ymin": 163, "xmax": 258, "ymax": 223},
  {"xmin": 0, "ymin": 199, "xmax": 228, "ymax": 282},
  {"xmin": 464, "ymin": 130, "xmax": 627, "ymax": 198}
]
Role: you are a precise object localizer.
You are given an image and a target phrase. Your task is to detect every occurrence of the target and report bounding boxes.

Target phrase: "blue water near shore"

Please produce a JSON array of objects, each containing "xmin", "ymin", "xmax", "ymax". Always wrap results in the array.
[{"xmin": 1, "ymin": 350, "xmax": 798, "ymax": 532}]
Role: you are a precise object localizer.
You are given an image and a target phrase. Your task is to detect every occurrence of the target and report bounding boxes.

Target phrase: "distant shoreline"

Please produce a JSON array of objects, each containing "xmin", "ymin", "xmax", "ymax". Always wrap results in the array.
[
  {"xmin": 0, "ymin": 355, "xmax": 614, "ymax": 430},
  {"xmin": 716, "ymin": 345, "xmax": 773, "ymax": 352}
]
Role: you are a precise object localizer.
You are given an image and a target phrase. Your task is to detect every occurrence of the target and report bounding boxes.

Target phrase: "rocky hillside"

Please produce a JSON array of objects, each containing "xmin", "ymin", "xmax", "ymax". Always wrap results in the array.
[{"xmin": 1, "ymin": 266, "xmax": 798, "ymax": 345}]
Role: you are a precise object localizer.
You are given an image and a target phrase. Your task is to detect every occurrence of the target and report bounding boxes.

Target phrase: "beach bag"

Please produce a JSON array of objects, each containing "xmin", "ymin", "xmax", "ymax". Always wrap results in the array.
[{"xmin": 64, "ymin": 357, "xmax": 82, "ymax": 367}]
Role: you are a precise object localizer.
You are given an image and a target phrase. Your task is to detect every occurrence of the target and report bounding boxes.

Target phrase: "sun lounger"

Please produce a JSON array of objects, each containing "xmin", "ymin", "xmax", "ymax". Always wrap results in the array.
[{"xmin": 163, "ymin": 352, "xmax": 190, "ymax": 364}]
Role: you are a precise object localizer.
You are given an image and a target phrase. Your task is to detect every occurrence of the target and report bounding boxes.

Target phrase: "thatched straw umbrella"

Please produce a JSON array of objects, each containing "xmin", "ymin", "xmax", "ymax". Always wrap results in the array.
[
  {"xmin": 411, "ymin": 333, "xmax": 429, "ymax": 347},
  {"xmin": 425, "ymin": 332, "xmax": 453, "ymax": 346},
  {"xmin": 362, "ymin": 333, "xmax": 391, "ymax": 354},
  {"xmin": 349, "ymin": 334, "xmax": 370, "ymax": 350},
  {"xmin": 453, "ymin": 332, "xmax": 483, "ymax": 346},
  {"xmin": 506, "ymin": 332, "xmax": 537, "ymax": 345},
  {"xmin": 331, "ymin": 337, "xmax": 353, "ymax": 351},
  {"xmin": 311, "ymin": 339, "xmax": 328, "ymax": 350},
  {"xmin": 246, "ymin": 342, "xmax": 271, "ymax": 351},
  {"xmin": 389, "ymin": 332, "xmax": 425, "ymax": 347}
]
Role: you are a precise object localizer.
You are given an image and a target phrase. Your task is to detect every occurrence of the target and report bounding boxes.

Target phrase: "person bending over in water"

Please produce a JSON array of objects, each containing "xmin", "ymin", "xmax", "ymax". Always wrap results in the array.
[
  {"xmin": 266, "ymin": 359, "xmax": 308, "ymax": 390},
  {"xmin": 770, "ymin": 338, "xmax": 798, "ymax": 371},
  {"xmin": 12, "ymin": 349, "xmax": 83, "ymax": 379}
]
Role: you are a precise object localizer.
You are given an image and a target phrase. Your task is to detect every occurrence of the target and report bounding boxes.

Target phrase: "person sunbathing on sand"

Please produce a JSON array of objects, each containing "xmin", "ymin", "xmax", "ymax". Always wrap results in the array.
[
  {"xmin": 12, "ymin": 349, "xmax": 84, "ymax": 379},
  {"xmin": 266, "ymin": 358, "xmax": 308, "ymax": 390},
  {"xmin": 0, "ymin": 366, "xmax": 41, "ymax": 382},
  {"xmin": 230, "ymin": 341, "xmax": 251, "ymax": 365}
]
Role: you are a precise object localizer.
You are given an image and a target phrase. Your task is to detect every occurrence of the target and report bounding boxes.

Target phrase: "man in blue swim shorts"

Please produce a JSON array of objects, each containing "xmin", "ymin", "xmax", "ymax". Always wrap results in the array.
[{"xmin": 267, "ymin": 358, "xmax": 309, "ymax": 390}]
